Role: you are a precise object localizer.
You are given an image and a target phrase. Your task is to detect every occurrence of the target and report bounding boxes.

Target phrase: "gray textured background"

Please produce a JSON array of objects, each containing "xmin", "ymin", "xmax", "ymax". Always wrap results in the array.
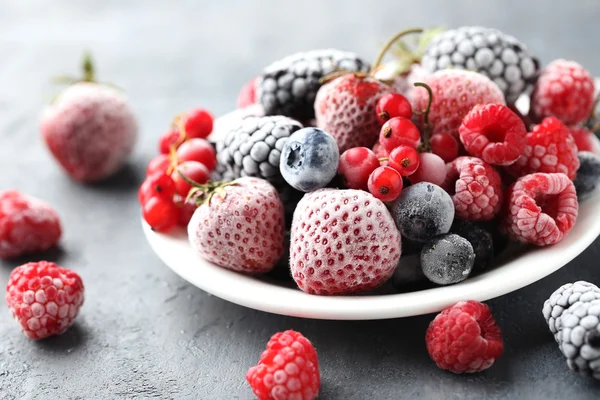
[{"xmin": 2, "ymin": 1, "xmax": 600, "ymax": 399}]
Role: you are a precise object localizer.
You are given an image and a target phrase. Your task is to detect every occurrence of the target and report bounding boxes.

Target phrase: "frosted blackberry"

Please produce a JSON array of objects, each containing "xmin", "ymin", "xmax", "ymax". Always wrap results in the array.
[
  {"xmin": 543, "ymin": 281, "xmax": 600, "ymax": 342},
  {"xmin": 421, "ymin": 26, "xmax": 539, "ymax": 102},
  {"xmin": 391, "ymin": 182, "xmax": 454, "ymax": 242},
  {"xmin": 215, "ymin": 116, "xmax": 302, "ymax": 186},
  {"xmin": 558, "ymin": 299, "xmax": 600, "ymax": 379},
  {"xmin": 257, "ymin": 49, "xmax": 369, "ymax": 121},
  {"xmin": 574, "ymin": 152, "xmax": 600, "ymax": 201},
  {"xmin": 451, "ymin": 220, "xmax": 494, "ymax": 270},
  {"xmin": 421, "ymin": 234, "xmax": 475, "ymax": 285},
  {"xmin": 280, "ymin": 127, "xmax": 339, "ymax": 192}
]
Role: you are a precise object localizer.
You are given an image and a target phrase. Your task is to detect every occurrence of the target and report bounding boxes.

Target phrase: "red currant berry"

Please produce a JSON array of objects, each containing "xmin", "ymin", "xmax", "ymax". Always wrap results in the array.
[
  {"xmin": 430, "ymin": 134, "xmax": 459, "ymax": 163},
  {"xmin": 368, "ymin": 166, "xmax": 403, "ymax": 202},
  {"xmin": 158, "ymin": 129, "xmax": 181, "ymax": 154},
  {"xmin": 408, "ymin": 152, "xmax": 447, "ymax": 186},
  {"xmin": 146, "ymin": 154, "xmax": 172, "ymax": 176},
  {"xmin": 338, "ymin": 147, "xmax": 380, "ymax": 190},
  {"xmin": 175, "ymin": 197, "xmax": 198, "ymax": 227},
  {"xmin": 142, "ymin": 196, "xmax": 180, "ymax": 233},
  {"xmin": 138, "ymin": 173, "xmax": 176, "ymax": 205},
  {"xmin": 183, "ymin": 108, "xmax": 213, "ymax": 139},
  {"xmin": 172, "ymin": 161, "xmax": 210, "ymax": 197},
  {"xmin": 388, "ymin": 146, "xmax": 420, "ymax": 177},
  {"xmin": 379, "ymin": 117, "xmax": 421, "ymax": 152},
  {"xmin": 376, "ymin": 93, "xmax": 412, "ymax": 123},
  {"xmin": 176, "ymin": 138, "xmax": 216, "ymax": 171}
]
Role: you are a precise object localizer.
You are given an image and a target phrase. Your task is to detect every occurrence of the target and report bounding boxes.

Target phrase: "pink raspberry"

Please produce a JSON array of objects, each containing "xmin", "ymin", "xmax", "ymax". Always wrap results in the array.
[
  {"xmin": 6, "ymin": 261, "xmax": 84, "ymax": 340},
  {"xmin": 502, "ymin": 173, "xmax": 578, "ymax": 246},
  {"xmin": 41, "ymin": 82, "xmax": 138, "ymax": 182},
  {"xmin": 412, "ymin": 69, "xmax": 505, "ymax": 138},
  {"xmin": 0, "ymin": 191, "xmax": 62, "ymax": 259},
  {"xmin": 531, "ymin": 59, "xmax": 595, "ymax": 126},
  {"xmin": 290, "ymin": 188, "xmax": 401, "ymax": 295},
  {"xmin": 443, "ymin": 157, "xmax": 503, "ymax": 221},
  {"xmin": 505, "ymin": 117, "xmax": 579, "ymax": 180},
  {"xmin": 459, "ymin": 104, "xmax": 527, "ymax": 166},
  {"xmin": 570, "ymin": 126, "xmax": 595, "ymax": 152}
]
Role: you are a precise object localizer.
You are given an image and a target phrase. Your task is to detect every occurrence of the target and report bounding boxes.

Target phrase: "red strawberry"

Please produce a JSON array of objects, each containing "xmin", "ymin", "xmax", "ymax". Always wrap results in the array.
[
  {"xmin": 290, "ymin": 188, "xmax": 401, "ymax": 295},
  {"xmin": 187, "ymin": 177, "xmax": 285, "ymax": 273},
  {"xmin": 412, "ymin": 69, "xmax": 506, "ymax": 138},
  {"xmin": 315, "ymin": 74, "xmax": 393, "ymax": 152}
]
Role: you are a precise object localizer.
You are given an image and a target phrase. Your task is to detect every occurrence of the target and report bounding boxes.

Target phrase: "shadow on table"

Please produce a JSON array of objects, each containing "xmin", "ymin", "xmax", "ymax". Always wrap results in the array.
[
  {"xmin": 0, "ymin": 245, "xmax": 67, "ymax": 269},
  {"xmin": 34, "ymin": 322, "xmax": 89, "ymax": 354}
]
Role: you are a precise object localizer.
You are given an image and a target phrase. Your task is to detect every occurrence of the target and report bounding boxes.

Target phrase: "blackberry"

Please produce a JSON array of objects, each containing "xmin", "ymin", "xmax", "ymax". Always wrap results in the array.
[
  {"xmin": 256, "ymin": 49, "xmax": 369, "ymax": 121},
  {"xmin": 451, "ymin": 220, "xmax": 494, "ymax": 270},
  {"xmin": 542, "ymin": 281, "xmax": 600, "ymax": 342},
  {"xmin": 558, "ymin": 299, "xmax": 600, "ymax": 378},
  {"xmin": 421, "ymin": 26, "xmax": 539, "ymax": 103},
  {"xmin": 421, "ymin": 233, "xmax": 475, "ymax": 285},
  {"xmin": 215, "ymin": 116, "xmax": 302, "ymax": 186},
  {"xmin": 573, "ymin": 152, "xmax": 600, "ymax": 201}
]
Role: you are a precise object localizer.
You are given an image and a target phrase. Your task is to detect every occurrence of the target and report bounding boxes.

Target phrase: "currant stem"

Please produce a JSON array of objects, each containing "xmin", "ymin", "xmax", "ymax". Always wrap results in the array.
[
  {"xmin": 371, "ymin": 28, "xmax": 424, "ymax": 74},
  {"xmin": 413, "ymin": 82, "xmax": 434, "ymax": 152},
  {"xmin": 378, "ymin": 157, "xmax": 389, "ymax": 162}
]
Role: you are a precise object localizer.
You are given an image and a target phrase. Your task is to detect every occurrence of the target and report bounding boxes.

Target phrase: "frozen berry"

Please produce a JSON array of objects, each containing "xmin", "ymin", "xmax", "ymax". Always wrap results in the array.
[
  {"xmin": 372, "ymin": 141, "xmax": 389, "ymax": 159},
  {"xmin": 183, "ymin": 108, "xmax": 213, "ymax": 139},
  {"xmin": 388, "ymin": 146, "xmax": 420, "ymax": 177},
  {"xmin": 338, "ymin": 147, "xmax": 380, "ymax": 190},
  {"xmin": 573, "ymin": 152, "xmax": 600, "ymax": 201},
  {"xmin": 5, "ymin": 261, "xmax": 84, "ymax": 340},
  {"xmin": 391, "ymin": 182, "xmax": 454, "ymax": 243},
  {"xmin": 175, "ymin": 197, "xmax": 198, "ymax": 227},
  {"xmin": 571, "ymin": 127, "xmax": 595, "ymax": 153},
  {"xmin": 459, "ymin": 104, "xmax": 527, "ymax": 166},
  {"xmin": 146, "ymin": 154, "xmax": 172, "ymax": 177},
  {"xmin": 379, "ymin": 117, "xmax": 421, "ymax": 152},
  {"xmin": 421, "ymin": 233, "xmax": 475, "ymax": 285},
  {"xmin": 172, "ymin": 161, "xmax": 210, "ymax": 198},
  {"xmin": 246, "ymin": 330, "xmax": 320, "ymax": 400},
  {"xmin": 376, "ymin": 93, "xmax": 412, "ymax": 123},
  {"xmin": 237, "ymin": 77, "xmax": 257, "ymax": 108},
  {"xmin": 426, "ymin": 301, "xmax": 504, "ymax": 373},
  {"xmin": 392, "ymin": 253, "xmax": 427, "ymax": 291},
  {"xmin": 451, "ymin": 220, "xmax": 494, "ymax": 270},
  {"xmin": 408, "ymin": 152, "xmax": 447, "ymax": 186},
  {"xmin": 368, "ymin": 166, "xmax": 403, "ymax": 202},
  {"xmin": 158, "ymin": 129, "xmax": 181, "ymax": 155},
  {"xmin": 138, "ymin": 173, "xmax": 176, "ymax": 205},
  {"xmin": 430, "ymin": 134, "xmax": 459, "ymax": 163},
  {"xmin": 176, "ymin": 138, "xmax": 216, "ymax": 170},
  {"xmin": 142, "ymin": 196, "xmax": 180, "ymax": 233},
  {"xmin": 280, "ymin": 128, "xmax": 340, "ymax": 192},
  {"xmin": 502, "ymin": 172, "xmax": 578, "ymax": 246},
  {"xmin": 0, "ymin": 191, "xmax": 62, "ymax": 259}
]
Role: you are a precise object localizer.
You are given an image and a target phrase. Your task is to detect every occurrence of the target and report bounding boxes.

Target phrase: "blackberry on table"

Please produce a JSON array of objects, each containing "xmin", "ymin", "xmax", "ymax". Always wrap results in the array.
[
  {"xmin": 256, "ymin": 49, "xmax": 369, "ymax": 121},
  {"xmin": 573, "ymin": 152, "xmax": 600, "ymax": 201},
  {"xmin": 421, "ymin": 233, "xmax": 475, "ymax": 285},
  {"xmin": 421, "ymin": 26, "xmax": 539, "ymax": 103},
  {"xmin": 451, "ymin": 220, "xmax": 494, "ymax": 270}
]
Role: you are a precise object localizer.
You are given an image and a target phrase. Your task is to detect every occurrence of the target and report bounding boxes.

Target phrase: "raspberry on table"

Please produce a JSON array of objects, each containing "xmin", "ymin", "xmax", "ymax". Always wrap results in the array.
[
  {"xmin": 573, "ymin": 152, "xmax": 600, "ymax": 201},
  {"xmin": 247, "ymin": 330, "xmax": 320, "ymax": 400},
  {"xmin": 531, "ymin": 59, "xmax": 595, "ymax": 126},
  {"xmin": 0, "ymin": 191, "xmax": 62, "ymax": 259},
  {"xmin": 459, "ymin": 104, "xmax": 527, "ymax": 166},
  {"xmin": 426, "ymin": 300, "xmax": 504, "ymax": 373},
  {"xmin": 443, "ymin": 157, "xmax": 503, "ymax": 221},
  {"xmin": 502, "ymin": 172, "xmax": 578, "ymax": 246},
  {"xmin": 421, "ymin": 233, "xmax": 475, "ymax": 285},
  {"xmin": 5, "ymin": 261, "xmax": 84, "ymax": 340},
  {"xmin": 505, "ymin": 117, "xmax": 579, "ymax": 180}
]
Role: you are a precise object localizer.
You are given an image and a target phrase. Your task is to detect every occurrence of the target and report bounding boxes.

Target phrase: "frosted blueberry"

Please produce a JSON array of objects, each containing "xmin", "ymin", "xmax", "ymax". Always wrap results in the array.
[
  {"xmin": 421, "ymin": 234, "xmax": 475, "ymax": 285},
  {"xmin": 280, "ymin": 128, "xmax": 339, "ymax": 192},
  {"xmin": 573, "ymin": 152, "xmax": 600, "ymax": 201}
]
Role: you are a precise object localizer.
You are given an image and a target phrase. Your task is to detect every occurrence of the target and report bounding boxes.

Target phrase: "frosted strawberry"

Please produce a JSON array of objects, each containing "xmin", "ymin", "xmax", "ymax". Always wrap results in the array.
[
  {"xmin": 187, "ymin": 177, "xmax": 285, "ymax": 274},
  {"xmin": 290, "ymin": 188, "xmax": 401, "ymax": 295},
  {"xmin": 40, "ymin": 54, "xmax": 137, "ymax": 183}
]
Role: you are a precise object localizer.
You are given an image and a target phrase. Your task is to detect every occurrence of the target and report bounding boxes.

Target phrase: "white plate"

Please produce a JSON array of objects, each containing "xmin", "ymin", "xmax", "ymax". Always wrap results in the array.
[{"xmin": 143, "ymin": 99, "xmax": 600, "ymax": 320}]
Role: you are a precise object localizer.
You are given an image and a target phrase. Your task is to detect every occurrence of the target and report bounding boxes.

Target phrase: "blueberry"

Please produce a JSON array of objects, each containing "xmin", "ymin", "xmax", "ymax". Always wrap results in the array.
[
  {"xmin": 279, "ymin": 127, "xmax": 339, "ymax": 192},
  {"xmin": 451, "ymin": 220, "xmax": 494, "ymax": 270},
  {"xmin": 391, "ymin": 182, "xmax": 454, "ymax": 242},
  {"xmin": 573, "ymin": 152, "xmax": 600, "ymax": 201},
  {"xmin": 421, "ymin": 234, "xmax": 475, "ymax": 285}
]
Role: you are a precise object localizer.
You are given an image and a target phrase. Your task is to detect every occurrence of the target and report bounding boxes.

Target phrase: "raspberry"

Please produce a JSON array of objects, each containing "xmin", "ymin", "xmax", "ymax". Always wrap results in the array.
[
  {"xmin": 426, "ymin": 300, "xmax": 504, "ymax": 374},
  {"xmin": 0, "ymin": 191, "xmax": 62, "ymax": 259},
  {"xmin": 459, "ymin": 104, "xmax": 527, "ymax": 166},
  {"xmin": 443, "ymin": 157, "xmax": 503, "ymax": 221},
  {"xmin": 412, "ymin": 69, "xmax": 505, "ymax": 138},
  {"xmin": 570, "ymin": 126, "xmax": 595, "ymax": 152},
  {"xmin": 531, "ymin": 59, "xmax": 595, "ymax": 126},
  {"xmin": 246, "ymin": 330, "xmax": 320, "ymax": 400},
  {"xmin": 5, "ymin": 261, "xmax": 84, "ymax": 340},
  {"xmin": 290, "ymin": 188, "xmax": 401, "ymax": 295},
  {"xmin": 506, "ymin": 117, "xmax": 579, "ymax": 180},
  {"xmin": 237, "ymin": 77, "xmax": 258, "ymax": 108},
  {"xmin": 502, "ymin": 172, "xmax": 578, "ymax": 246}
]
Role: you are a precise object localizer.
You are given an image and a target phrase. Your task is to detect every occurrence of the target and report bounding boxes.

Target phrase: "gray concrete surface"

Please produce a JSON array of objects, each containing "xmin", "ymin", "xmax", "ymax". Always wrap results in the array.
[{"xmin": 1, "ymin": 0, "xmax": 600, "ymax": 398}]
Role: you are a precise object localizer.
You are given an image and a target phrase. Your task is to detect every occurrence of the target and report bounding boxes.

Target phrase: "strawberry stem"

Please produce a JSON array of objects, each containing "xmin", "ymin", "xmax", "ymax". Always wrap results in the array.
[
  {"xmin": 414, "ymin": 82, "xmax": 433, "ymax": 152},
  {"xmin": 370, "ymin": 28, "xmax": 424, "ymax": 74}
]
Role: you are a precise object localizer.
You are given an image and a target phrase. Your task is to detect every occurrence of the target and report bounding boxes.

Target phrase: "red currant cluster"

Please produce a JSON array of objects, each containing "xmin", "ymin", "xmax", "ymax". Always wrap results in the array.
[{"xmin": 139, "ymin": 108, "xmax": 215, "ymax": 233}]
